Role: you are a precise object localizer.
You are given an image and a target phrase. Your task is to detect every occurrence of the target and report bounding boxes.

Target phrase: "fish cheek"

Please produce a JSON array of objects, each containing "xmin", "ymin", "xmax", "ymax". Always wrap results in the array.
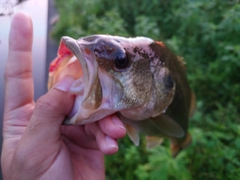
[
  {"xmin": 128, "ymin": 60, "xmax": 152, "ymax": 101},
  {"xmin": 118, "ymin": 59, "xmax": 153, "ymax": 120}
]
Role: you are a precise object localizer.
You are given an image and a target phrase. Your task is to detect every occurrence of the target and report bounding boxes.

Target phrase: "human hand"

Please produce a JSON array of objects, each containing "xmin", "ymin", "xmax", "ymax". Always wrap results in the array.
[{"xmin": 1, "ymin": 12, "xmax": 126, "ymax": 180}]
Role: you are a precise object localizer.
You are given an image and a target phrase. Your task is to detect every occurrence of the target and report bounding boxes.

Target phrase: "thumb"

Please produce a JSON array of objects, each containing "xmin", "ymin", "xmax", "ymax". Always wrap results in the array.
[{"xmin": 23, "ymin": 76, "xmax": 75, "ymax": 143}]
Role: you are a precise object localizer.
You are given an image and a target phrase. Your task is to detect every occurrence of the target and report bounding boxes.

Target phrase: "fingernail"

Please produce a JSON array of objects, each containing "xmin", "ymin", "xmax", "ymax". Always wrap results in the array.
[
  {"xmin": 105, "ymin": 136, "xmax": 118, "ymax": 148},
  {"xmin": 112, "ymin": 116, "xmax": 126, "ymax": 130},
  {"xmin": 54, "ymin": 76, "xmax": 75, "ymax": 92}
]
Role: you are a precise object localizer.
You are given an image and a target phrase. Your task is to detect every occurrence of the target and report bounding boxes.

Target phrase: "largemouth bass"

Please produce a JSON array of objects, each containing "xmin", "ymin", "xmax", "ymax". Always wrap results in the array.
[{"xmin": 48, "ymin": 35, "xmax": 196, "ymax": 156}]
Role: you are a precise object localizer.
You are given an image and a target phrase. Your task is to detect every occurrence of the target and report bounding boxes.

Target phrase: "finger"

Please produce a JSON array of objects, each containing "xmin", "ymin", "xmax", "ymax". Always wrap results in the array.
[
  {"xmin": 85, "ymin": 122, "xmax": 119, "ymax": 155},
  {"xmin": 61, "ymin": 115, "xmax": 126, "ymax": 150},
  {"xmin": 98, "ymin": 115, "xmax": 126, "ymax": 139},
  {"xmin": 4, "ymin": 12, "xmax": 34, "ymax": 113},
  {"xmin": 61, "ymin": 125, "xmax": 99, "ymax": 150},
  {"xmin": 21, "ymin": 76, "xmax": 75, "ymax": 145}
]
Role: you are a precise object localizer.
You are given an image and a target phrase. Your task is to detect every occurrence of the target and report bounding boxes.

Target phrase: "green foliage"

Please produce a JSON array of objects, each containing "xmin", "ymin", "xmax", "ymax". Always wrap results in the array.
[
  {"xmin": 105, "ymin": 137, "xmax": 149, "ymax": 180},
  {"xmin": 52, "ymin": 0, "xmax": 240, "ymax": 179},
  {"xmin": 135, "ymin": 146, "xmax": 191, "ymax": 180}
]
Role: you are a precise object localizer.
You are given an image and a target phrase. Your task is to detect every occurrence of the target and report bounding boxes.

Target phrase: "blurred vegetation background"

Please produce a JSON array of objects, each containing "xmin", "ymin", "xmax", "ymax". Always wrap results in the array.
[{"xmin": 51, "ymin": 0, "xmax": 240, "ymax": 179}]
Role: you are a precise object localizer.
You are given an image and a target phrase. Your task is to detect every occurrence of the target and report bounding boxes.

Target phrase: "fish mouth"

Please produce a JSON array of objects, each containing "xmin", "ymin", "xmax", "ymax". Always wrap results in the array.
[
  {"xmin": 62, "ymin": 36, "xmax": 102, "ymax": 110},
  {"xmin": 50, "ymin": 36, "xmax": 123, "ymax": 125}
]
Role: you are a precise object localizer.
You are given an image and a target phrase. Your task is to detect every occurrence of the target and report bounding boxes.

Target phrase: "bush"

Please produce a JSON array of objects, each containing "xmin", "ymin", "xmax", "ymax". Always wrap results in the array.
[{"xmin": 52, "ymin": 0, "xmax": 240, "ymax": 179}]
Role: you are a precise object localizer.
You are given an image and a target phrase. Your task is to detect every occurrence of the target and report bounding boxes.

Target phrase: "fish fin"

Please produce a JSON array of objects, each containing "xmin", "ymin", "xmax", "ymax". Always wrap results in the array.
[
  {"xmin": 124, "ymin": 124, "xmax": 140, "ymax": 146},
  {"xmin": 146, "ymin": 136, "xmax": 164, "ymax": 149},
  {"xmin": 170, "ymin": 132, "xmax": 192, "ymax": 157},
  {"xmin": 150, "ymin": 114, "xmax": 185, "ymax": 138},
  {"xmin": 189, "ymin": 91, "xmax": 196, "ymax": 118}
]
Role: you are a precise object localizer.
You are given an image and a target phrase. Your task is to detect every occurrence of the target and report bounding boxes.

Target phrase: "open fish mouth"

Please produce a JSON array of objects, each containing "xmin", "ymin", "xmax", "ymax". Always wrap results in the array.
[
  {"xmin": 62, "ymin": 36, "xmax": 102, "ymax": 110},
  {"xmin": 48, "ymin": 36, "xmax": 123, "ymax": 125}
]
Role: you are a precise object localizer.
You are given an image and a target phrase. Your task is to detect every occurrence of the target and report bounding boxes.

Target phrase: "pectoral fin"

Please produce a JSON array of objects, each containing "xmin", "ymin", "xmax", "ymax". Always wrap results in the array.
[
  {"xmin": 146, "ymin": 136, "xmax": 164, "ymax": 149},
  {"xmin": 124, "ymin": 124, "xmax": 140, "ymax": 146},
  {"xmin": 150, "ymin": 114, "xmax": 185, "ymax": 138}
]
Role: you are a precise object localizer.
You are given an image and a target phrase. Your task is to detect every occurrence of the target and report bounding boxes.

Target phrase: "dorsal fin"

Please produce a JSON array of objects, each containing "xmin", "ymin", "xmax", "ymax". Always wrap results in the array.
[{"xmin": 150, "ymin": 114, "xmax": 185, "ymax": 138}]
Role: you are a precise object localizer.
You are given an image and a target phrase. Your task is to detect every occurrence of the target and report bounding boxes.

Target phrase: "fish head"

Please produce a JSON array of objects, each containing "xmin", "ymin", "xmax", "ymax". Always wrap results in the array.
[{"xmin": 48, "ymin": 35, "xmax": 175, "ymax": 125}]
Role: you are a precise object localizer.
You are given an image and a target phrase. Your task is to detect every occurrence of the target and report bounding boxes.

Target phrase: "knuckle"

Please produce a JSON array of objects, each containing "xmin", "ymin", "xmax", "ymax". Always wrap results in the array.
[
  {"xmin": 34, "ymin": 94, "xmax": 62, "ymax": 118},
  {"xmin": 32, "ymin": 89, "xmax": 74, "ymax": 120},
  {"xmin": 36, "ymin": 95, "xmax": 58, "ymax": 111}
]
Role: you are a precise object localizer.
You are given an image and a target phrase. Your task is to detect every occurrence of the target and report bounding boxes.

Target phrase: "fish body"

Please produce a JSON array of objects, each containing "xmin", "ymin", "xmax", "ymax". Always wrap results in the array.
[{"xmin": 48, "ymin": 35, "xmax": 195, "ymax": 156}]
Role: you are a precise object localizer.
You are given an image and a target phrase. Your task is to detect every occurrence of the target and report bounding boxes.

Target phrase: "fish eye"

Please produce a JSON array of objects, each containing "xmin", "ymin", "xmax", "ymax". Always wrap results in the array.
[{"xmin": 114, "ymin": 56, "xmax": 129, "ymax": 70}]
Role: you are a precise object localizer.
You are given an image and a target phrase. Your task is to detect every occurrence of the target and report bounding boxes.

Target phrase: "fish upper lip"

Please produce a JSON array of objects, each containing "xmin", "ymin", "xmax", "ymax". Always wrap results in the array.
[
  {"xmin": 62, "ymin": 36, "xmax": 89, "ymax": 81},
  {"xmin": 62, "ymin": 36, "xmax": 100, "ymax": 110}
]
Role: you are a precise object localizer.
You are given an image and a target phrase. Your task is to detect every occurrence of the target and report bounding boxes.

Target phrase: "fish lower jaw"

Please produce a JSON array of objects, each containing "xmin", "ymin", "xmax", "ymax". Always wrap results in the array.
[
  {"xmin": 64, "ymin": 93, "xmax": 120, "ymax": 125},
  {"xmin": 64, "ymin": 107, "xmax": 117, "ymax": 125},
  {"xmin": 120, "ymin": 107, "xmax": 155, "ymax": 121}
]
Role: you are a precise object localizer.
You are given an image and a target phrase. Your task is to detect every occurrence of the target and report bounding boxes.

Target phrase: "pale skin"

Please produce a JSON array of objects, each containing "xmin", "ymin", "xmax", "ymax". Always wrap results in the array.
[{"xmin": 1, "ymin": 12, "xmax": 126, "ymax": 180}]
